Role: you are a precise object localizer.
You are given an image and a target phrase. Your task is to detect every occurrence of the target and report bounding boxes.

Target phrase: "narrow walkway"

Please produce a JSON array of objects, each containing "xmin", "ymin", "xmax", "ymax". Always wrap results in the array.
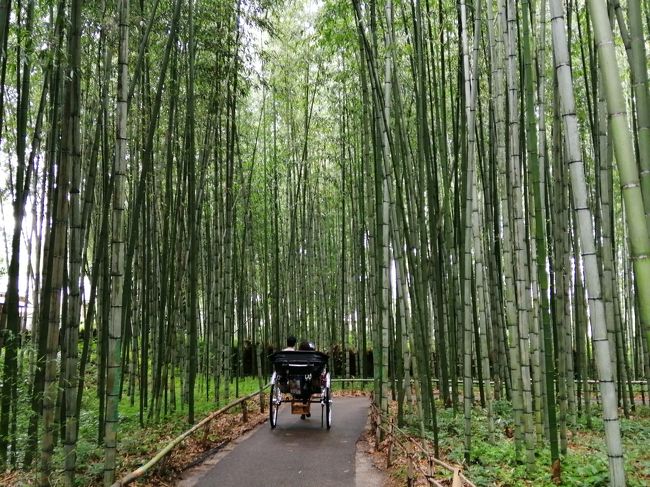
[{"xmin": 179, "ymin": 396, "xmax": 381, "ymax": 487}]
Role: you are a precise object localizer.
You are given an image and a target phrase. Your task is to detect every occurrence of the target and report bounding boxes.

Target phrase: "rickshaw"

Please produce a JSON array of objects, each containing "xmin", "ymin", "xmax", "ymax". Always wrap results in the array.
[{"xmin": 269, "ymin": 350, "xmax": 332, "ymax": 429}]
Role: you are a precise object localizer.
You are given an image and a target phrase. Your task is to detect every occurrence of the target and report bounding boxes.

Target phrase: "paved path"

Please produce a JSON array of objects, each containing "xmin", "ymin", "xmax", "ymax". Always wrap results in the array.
[{"xmin": 180, "ymin": 396, "xmax": 378, "ymax": 487}]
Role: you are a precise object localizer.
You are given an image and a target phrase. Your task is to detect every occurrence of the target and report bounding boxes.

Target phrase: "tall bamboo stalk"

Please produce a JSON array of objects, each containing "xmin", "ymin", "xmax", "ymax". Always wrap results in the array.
[
  {"xmin": 104, "ymin": 0, "xmax": 129, "ymax": 483},
  {"xmin": 63, "ymin": 0, "xmax": 83, "ymax": 483},
  {"xmin": 550, "ymin": 0, "xmax": 625, "ymax": 483},
  {"xmin": 587, "ymin": 0, "xmax": 650, "ymax": 366}
]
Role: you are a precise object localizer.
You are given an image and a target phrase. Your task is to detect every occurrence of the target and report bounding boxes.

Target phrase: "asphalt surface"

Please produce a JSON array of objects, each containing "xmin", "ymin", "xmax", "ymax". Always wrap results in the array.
[{"xmin": 182, "ymin": 396, "xmax": 372, "ymax": 487}]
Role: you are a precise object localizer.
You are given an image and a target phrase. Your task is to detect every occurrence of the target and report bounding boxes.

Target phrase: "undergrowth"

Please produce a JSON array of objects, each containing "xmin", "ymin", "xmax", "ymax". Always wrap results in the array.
[
  {"xmin": 393, "ymin": 396, "xmax": 650, "ymax": 486},
  {"xmin": 0, "ymin": 347, "xmax": 269, "ymax": 487}
]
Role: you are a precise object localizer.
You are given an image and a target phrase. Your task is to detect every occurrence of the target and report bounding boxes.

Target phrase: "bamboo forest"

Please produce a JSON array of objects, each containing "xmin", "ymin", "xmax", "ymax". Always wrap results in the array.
[{"xmin": 0, "ymin": 0, "xmax": 649, "ymax": 485}]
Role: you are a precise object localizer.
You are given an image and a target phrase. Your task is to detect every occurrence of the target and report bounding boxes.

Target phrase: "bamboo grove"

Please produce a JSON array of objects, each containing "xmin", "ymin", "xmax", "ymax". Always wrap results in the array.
[{"xmin": 0, "ymin": 0, "xmax": 648, "ymax": 486}]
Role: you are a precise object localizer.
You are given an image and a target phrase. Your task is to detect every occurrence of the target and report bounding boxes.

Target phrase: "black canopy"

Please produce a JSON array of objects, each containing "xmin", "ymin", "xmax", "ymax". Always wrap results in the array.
[{"xmin": 270, "ymin": 350, "xmax": 329, "ymax": 375}]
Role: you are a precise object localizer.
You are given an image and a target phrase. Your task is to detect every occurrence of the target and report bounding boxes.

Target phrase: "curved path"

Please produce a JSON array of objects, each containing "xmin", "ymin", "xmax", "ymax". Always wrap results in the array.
[{"xmin": 179, "ymin": 396, "xmax": 381, "ymax": 487}]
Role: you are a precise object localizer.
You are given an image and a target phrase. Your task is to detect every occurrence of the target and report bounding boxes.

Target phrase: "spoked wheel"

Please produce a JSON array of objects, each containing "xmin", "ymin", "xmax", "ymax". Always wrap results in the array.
[
  {"xmin": 269, "ymin": 384, "xmax": 281, "ymax": 428},
  {"xmin": 324, "ymin": 386, "xmax": 332, "ymax": 430}
]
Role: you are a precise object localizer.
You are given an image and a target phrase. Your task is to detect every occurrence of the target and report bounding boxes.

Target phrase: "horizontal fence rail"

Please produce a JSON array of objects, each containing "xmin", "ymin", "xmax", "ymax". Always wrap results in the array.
[{"xmin": 110, "ymin": 385, "xmax": 269, "ymax": 487}]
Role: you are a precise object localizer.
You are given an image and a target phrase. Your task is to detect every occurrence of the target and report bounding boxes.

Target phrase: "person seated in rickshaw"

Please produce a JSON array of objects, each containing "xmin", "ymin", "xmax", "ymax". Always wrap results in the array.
[
  {"xmin": 298, "ymin": 340, "xmax": 315, "ymax": 351},
  {"xmin": 283, "ymin": 335, "xmax": 297, "ymax": 351}
]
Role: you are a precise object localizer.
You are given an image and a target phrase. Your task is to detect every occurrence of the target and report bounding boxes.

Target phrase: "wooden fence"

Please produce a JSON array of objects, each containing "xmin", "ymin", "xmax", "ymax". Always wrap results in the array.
[
  {"xmin": 110, "ymin": 385, "xmax": 269, "ymax": 486},
  {"xmin": 370, "ymin": 403, "xmax": 477, "ymax": 487}
]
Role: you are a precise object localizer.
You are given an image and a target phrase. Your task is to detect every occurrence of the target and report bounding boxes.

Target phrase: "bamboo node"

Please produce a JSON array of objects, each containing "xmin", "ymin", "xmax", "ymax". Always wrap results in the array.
[{"xmin": 621, "ymin": 182, "xmax": 640, "ymax": 190}]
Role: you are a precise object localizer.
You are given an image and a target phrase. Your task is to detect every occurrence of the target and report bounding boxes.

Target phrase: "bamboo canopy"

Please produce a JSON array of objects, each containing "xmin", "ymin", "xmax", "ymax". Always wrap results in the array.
[{"xmin": 0, "ymin": 0, "xmax": 647, "ymax": 486}]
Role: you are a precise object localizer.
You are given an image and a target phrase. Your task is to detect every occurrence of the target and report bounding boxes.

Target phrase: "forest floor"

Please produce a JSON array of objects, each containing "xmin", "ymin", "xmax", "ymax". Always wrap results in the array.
[
  {"xmin": 364, "ymin": 395, "xmax": 650, "ymax": 486},
  {"xmin": 2, "ymin": 380, "xmax": 649, "ymax": 486}
]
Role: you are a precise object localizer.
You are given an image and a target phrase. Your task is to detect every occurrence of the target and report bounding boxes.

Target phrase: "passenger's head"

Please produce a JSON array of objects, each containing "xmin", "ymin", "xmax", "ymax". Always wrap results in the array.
[
  {"xmin": 287, "ymin": 336, "xmax": 297, "ymax": 348},
  {"xmin": 299, "ymin": 340, "xmax": 315, "ymax": 351}
]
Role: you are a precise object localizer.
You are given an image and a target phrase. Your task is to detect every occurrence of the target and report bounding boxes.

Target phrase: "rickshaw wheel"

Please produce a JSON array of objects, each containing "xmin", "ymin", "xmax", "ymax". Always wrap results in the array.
[
  {"xmin": 270, "ymin": 385, "xmax": 280, "ymax": 428},
  {"xmin": 325, "ymin": 387, "xmax": 332, "ymax": 430}
]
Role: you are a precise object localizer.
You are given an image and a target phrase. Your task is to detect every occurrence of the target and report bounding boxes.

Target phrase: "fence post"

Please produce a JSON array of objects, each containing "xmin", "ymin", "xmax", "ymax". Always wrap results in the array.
[
  {"xmin": 242, "ymin": 399, "xmax": 248, "ymax": 423},
  {"xmin": 375, "ymin": 410, "xmax": 382, "ymax": 446},
  {"xmin": 406, "ymin": 444, "xmax": 414, "ymax": 487},
  {"xmin": 386, "ymin": 418, "xmax": 394, "ymax": 468}
]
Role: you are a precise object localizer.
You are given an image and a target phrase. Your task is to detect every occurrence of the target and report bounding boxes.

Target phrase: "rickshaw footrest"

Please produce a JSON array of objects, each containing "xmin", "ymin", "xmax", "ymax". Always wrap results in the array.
[{"xmin": 291, "ymin": 402, "xmax": 311, "ymax": 415}]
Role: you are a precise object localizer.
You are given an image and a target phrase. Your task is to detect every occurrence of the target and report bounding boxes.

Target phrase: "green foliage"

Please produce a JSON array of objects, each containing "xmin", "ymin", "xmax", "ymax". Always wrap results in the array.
[
  {"xmin": 492, "ymin": 398, "xmax": 514, "ymax": 418},
  {"xmin": 68, "ymin": 373, "xmax": 264, "ymax": 485},
  {"xmin": 397, "ymin": 401, "xmax": 650, "ymax": 487},
  {"xmin": 316, "ymin": 0, "xmax": 357, "ymax": 57},
  {"xmin": 564, "ymin": 456, "xmax": 609, "ymax": 486},
  {"xmin": 0, "ymin": 347, "xmax": 265, "ymax": 485},
  {"xmin": 331, "ymin": 379, "xmax": 373, "ymax": 393}
]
